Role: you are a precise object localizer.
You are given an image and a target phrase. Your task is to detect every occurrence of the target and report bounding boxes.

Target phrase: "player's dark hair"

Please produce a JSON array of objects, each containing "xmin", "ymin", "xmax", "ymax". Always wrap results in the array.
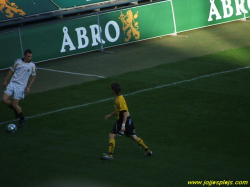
[
  {"xmin": 111, "ymin": 82, "xmax": 121, "ymax": 95},
  {"xmin": 24, "ymin": 49, "xmax": 32, "ymax": 55}
]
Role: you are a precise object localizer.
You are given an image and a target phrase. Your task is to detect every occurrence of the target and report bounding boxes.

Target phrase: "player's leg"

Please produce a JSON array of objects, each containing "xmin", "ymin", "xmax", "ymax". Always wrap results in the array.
[
  {"xmin": 12, "ymin": 99, "xmax": 22, "ymax": 114},
  {"xmin": 101, "ymin": 133, "xmax": 116, "ymax": 160},
  {"xmin": 2, "ymin": 92, "xmax": 12, "ymax": 107},
  {"xmin": 12, "ymin": 87, "xmax": 27, "ymax": 128},
  {"xmin": 2, "ymin": 92, "xmax": 18, "ymax": 119},
  {"xmin": 12, "ymin": 98, "xmax": 23, "ymax": 119},
  {"xmin": 101, "ymin": 121, "xmax": 121, "ymax": 160},
  {"xmin": 125, "ymin": 118, "xmax": 152, "ymax": 155},
  {"xmin": 12, "ymin": 99, "xmax": 27, "ymax": 128},
  {"xmin": 108, "ymin": 121, "xmax": 122, "ymax": 157},
  {"xmin": 108, "ymin": 133, "xmax": 116, "ymax": 157},
  {"xmin": 130, "ymin": 134, "xmax": 152, "ymax": 155}
]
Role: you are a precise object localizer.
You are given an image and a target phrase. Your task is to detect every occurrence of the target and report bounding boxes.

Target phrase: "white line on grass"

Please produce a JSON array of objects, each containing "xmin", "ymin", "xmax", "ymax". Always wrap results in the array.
[
  {"xmin": 37, "ymin": 67, "xmax": 106, "ymax": 78},
  {"xmin": 1, "ymin": 66, "xmax": 249, "ymax": 125}
]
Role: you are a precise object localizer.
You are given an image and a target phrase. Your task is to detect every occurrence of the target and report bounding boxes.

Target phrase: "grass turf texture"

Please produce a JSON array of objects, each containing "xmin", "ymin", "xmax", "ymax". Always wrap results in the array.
[{"xmin": 0, "ymin": 46, "xmax": 250, "ymax": 187}]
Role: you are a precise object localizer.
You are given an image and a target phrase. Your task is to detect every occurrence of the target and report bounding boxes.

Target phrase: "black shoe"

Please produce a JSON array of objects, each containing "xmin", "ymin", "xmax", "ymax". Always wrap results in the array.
[
  {"xmin": 144, "ymin": 150, "xmax": 153, "ymax": 156},
  {"xmin": 19, "ymin": 117, "xmax": 27, "ymax": 128}
]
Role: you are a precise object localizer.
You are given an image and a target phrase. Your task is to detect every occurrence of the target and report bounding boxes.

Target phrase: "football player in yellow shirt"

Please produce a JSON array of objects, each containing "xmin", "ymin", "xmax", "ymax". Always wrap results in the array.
[{"xmin": 101, "ymin": 82, "xmax": 152, "ymax": 160}]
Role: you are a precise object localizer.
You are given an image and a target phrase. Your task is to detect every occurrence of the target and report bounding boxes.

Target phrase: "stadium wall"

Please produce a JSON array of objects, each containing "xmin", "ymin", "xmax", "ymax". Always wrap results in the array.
[{"xmin": 0, "ymin": 0, "xmax": 250, "ymax": 70}]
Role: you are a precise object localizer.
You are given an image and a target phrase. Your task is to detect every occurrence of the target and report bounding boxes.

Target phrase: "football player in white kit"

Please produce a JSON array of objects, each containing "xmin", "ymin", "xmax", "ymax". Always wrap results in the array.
[{"xmin": 2, "ymin": 49, "xmax": 36, "ymax": 128}]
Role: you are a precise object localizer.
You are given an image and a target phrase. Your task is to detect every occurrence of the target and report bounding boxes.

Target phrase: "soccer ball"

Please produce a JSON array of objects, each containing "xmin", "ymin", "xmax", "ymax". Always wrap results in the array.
[{"xmin": 6, "ymin": 124, "xmax": 17, "ymax": 133}]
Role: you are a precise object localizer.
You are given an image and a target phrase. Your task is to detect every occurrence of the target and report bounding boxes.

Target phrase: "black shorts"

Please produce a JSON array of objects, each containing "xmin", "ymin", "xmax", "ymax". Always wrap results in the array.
[{"xmin": 111, "ymin": 117, "xmax": 136, "ymax": 137}]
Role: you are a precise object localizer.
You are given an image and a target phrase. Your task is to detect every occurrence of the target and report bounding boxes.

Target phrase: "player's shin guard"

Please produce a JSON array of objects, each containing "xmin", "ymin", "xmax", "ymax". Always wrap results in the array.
[
  {"xmin": 108, "ymin": 139, "xmax": 115, "ymax": 157},
  {"xmin": 136, "ymin": 138, "xmax": 148, "ymax": 150}
]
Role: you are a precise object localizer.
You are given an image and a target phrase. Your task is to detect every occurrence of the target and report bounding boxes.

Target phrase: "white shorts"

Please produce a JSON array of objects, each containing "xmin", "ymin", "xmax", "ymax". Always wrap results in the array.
[{"xmin": 4, "ymin": 82, "xmax": 25, "ymax": 100}]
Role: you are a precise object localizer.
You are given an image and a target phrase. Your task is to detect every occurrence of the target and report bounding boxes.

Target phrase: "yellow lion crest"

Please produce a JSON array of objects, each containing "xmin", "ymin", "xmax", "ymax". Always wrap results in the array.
[
  {"xmin": 0, "ymin": 0, "xmax": 26, "ymax": 18},
  {"xmin": 119, "ymin": 10, "xmax": 140, "ymax": 42}
]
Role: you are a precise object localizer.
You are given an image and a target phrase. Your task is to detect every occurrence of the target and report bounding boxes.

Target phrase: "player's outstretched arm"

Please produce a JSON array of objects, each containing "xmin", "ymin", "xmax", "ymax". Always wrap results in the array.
[{"xmin": 105, "ymin": 111, "xmax": 116, "ymax": 120}]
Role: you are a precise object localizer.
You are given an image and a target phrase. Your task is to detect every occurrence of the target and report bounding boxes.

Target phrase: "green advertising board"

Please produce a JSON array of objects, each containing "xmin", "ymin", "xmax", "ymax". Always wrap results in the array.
[
  {"xmin": 52, "ymin": 0, "xmax": 109, "ymax": 8},
  {"xmin": 172, "ymin": 0, "xmax": 250, "ymax": 32},
  {"xmin": 21, "ymin": 15, "xmax": 99, "ymax": 62},
  {"xmin": 0, "ymin": 30, "xmax": 22, "ymax": 69},
  {"xmin": 98, "ymin": 2, "xmax": 175, "ymax": 48},
  {"xmin": 21, "ymin": 1, "xmax": 174, "ymax": 63},
  {"xmin": 1, "ymin": 0, "xmax": 250, "ymax": 70}
]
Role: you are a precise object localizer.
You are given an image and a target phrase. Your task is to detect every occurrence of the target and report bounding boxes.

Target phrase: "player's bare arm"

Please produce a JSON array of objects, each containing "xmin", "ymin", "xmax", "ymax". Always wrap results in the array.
[
  {"xmin": 105, "ymin": 111, "xmax": 116, "ymax": 120},
  {"xmin": 25, "ymin": 75, "xmax": 36, "ymax": 93},
  {"xmin": 121, "ymin": 111, "xmax": 128, "ymax": 132},
  {"xmin": 3, "ymin": 69, "xmax": 13, "ymax": 87}
]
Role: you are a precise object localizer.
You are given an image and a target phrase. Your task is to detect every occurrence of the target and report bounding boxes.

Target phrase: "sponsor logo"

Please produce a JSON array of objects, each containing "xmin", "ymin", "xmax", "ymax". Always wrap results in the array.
[
  {"xmin": 208, "ymin": 0, "xmax": 250, "ymax": 21},
  {"xmin": 60, "ymin": 9, "xmax": 141, "ymax": 53},
  {"xmin": 119, "ymin": 10, "xmax": 140, "ymax": 42},
  {"xmin": 0, "ymin": 0, "xmax": 26, "ymax": 18},
  {"xmin": 60, "ymin": 21, "xmax": 121, "ymax": 53}
]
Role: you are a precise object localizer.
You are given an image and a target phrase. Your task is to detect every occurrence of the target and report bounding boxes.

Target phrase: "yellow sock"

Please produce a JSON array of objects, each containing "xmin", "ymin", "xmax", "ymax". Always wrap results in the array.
[
  {"xmin": 136, "ymin": 137, "xmax": 148, "ymax": 150},
  {"xmin": 108, "ymin": 139, "xmax": 115, "ymax": 157}
]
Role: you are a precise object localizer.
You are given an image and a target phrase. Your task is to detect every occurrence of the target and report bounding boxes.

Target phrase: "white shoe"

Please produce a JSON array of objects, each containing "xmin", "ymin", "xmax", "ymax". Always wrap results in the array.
[{"xmin": 100, "ymin": 153, "xmax": 113, "ymax": 160}]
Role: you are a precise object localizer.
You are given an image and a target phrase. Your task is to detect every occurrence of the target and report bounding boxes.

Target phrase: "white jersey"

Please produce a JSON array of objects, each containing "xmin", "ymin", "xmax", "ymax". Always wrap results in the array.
[{"xmin": 10, "ymin": 58, "xmax": 36, "ymax": 88}]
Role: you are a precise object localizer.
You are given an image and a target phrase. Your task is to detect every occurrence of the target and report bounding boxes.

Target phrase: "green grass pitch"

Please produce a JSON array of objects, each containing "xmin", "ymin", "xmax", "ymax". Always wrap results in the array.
[{"xmin": 0, "ymin": 45, "xmax": 250, "ymax": 187}]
